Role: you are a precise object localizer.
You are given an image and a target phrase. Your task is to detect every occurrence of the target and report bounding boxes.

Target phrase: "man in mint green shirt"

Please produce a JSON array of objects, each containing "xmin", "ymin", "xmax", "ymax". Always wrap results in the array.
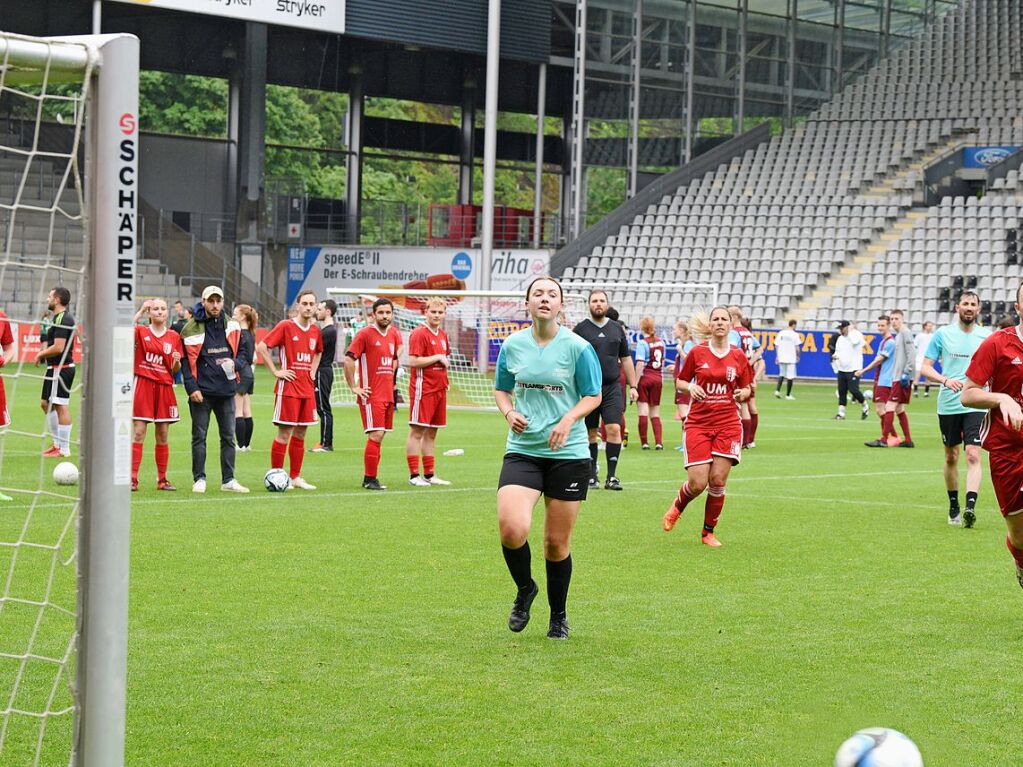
[{"xmin": 919, "ymin": 290, "xmax": 991, "ymax": 528}]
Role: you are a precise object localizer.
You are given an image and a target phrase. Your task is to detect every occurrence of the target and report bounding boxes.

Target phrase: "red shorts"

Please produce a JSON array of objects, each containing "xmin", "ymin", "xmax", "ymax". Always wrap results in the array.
[
  {"xmin": 273, "ymin": 393, "xmax": 317, "ymax": 426},
  {"xmin": 987, "ymin": 447, "xmax": 1023, "ymax": 517},
  {"xmin": 0, "ymin": 378, "xmax": 8, "ymax": 427},
  {"xmin": 360, "ymin": 398, "xmax": 394, "ymax": 433},
  {"xmin": 409, "ymin": 388, "xmax": 446, "ymax": 428},
  {"xmin": 682, "ymin": 421, "xmax": 743, "ymax": 467},
  {"xmin": 890, "ymin": 381, "xmax": 912, "ymax": 405},
  {"xmin": 133, "ymin": 376, "xmax": 180, "ymax": 423},
  {"xmin": 638, "ymin": 377, "xmax": 663, "ymax": 405},
  {"xmin": 675, "ymin": 389, "xmax": 691, "ymax": 406},
  {"xmin": 873, "ymin": 385, "xmax": 892, "ymax": 403}
]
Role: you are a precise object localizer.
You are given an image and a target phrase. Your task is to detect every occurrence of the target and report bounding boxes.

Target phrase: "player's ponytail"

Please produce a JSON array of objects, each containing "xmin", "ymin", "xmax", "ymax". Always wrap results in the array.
[{"xmin": 687, "ymin": 305, "xmax": 730, "ymax": 341}]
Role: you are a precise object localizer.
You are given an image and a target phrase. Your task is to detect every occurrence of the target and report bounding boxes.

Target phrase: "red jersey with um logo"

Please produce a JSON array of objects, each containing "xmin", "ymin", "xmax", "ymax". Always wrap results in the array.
[
  {"xmin": 348, "ymin": 325, "xmax": 403, "ymax": 404},
  {"xmin": 676, "ymin": 343, "xmax": 753, "ymax": 430},
  {"xmin": 263, "ymin": 319, "xmax": 323, "ymax": 399},
  {"xmin": 966, "ymin": 326, "xmax": 1023, "ymax": 451},
  {"xmin": 134, "ymin": 325, "xmax": 182, "ymax": 385}
]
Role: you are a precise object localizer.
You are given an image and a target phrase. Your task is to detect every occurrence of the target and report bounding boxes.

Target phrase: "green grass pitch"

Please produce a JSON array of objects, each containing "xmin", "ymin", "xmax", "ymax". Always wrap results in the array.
[{"xmin": 1, "ymin": 377, "xmax": 1021, "ymax": 765}]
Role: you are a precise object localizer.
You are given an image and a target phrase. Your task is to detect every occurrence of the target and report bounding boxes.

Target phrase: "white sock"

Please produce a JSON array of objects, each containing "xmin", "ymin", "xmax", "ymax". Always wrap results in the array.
[
  {"xmin": 838, "ymin": 405, "xmax": 846, "ymax": 416},
  {"xmin": 47, "ymin": 410, "xmax": 59, "ymax": 442},
  {"xmin": 57, "ymin": 424, "xmax": 71, "ymax": 454}
]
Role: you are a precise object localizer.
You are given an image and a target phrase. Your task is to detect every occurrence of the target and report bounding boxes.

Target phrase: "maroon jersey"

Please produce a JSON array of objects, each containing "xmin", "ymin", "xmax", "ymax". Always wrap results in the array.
[
  {"xmin": 732, "ymin": 326, "xmax": 758, "ymax": 362},
  {"xmin": 408, "ymin": 324, "xmax": 449, "ymax": 395},
  {"xmin": 263, "ymin": 319, "xmax": 323, "ymax": 399},
  {"xmin": 134, "ymin": 324, "xmax": 182, "ymax": 385},
  {"xmin": 966, "ymin": 326, "xmax": 1023, "ymax": 451},
  {"xmin": 348, "ymin": 324, "xmax": 403, "ymax": 404},
  {"xmin": 676, "ymin": 342, "xmax": 753, "ymax": 430},
  {"xmin": 639, "ymin": 335, "xmax": 666, "ymax": 383}
]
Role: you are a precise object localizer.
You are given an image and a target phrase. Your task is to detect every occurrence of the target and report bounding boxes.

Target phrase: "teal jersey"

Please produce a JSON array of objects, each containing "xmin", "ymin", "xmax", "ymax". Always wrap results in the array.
[
  {"xmin": 495, "ymin": 325, "xmax": 602, "ymax": 460},
  {"xmin": 877, "ymin": 338, "xmax": 897, "ymax": 387},
  {"xmin": 924, "ymin": 323, "xmax": 992, "ymax": 414}
]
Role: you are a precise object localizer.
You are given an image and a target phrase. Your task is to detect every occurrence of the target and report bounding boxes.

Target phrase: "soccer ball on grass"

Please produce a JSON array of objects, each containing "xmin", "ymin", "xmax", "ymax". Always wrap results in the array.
[
  {"xmin": 263, "ymin": 468, "xmax": 290, "ymax": 492},
  {"xmin": 864, "ymin": 389, "xmax": 874, "ymax": 401},
  {"xmin": 835, "ymin": 727, "xmax": 922, "ymax": 767},
  {"xmin": 53, "ymin": 461, "xmax": 79, "ymax": 486}
]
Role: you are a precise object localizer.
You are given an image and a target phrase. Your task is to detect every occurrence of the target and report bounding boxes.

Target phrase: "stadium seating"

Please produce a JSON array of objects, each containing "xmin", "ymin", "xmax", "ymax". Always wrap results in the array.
[{"xmin": 562, "ymin": 0, "xmax": 1023, "ymax": 331}]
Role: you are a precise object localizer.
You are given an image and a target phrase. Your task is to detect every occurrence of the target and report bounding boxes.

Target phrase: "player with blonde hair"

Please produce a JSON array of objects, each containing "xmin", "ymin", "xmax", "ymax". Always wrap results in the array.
[
  {"xmin": 664, "ymin": 306, "xmax": 753, "ymax": 546},
  {"xmin": 406, "ymin": 297, "xmax": 452, "ymax": 486}
]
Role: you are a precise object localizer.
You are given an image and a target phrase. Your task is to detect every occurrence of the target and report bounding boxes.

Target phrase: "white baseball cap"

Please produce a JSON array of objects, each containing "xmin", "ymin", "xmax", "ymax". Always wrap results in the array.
[{"xmin": 201, "ymin": 286, "xmax": 224, "ymax": 301}]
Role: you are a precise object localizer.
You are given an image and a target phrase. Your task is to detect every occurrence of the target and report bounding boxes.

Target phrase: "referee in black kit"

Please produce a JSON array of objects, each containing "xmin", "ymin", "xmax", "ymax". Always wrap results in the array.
[
  {"xmin": 312, "ymin": 299, "xmax": 338, "ymax": 452},
  {"xmin": 573, "ymin": 289, "xmax": 639, "ymax": 490}
]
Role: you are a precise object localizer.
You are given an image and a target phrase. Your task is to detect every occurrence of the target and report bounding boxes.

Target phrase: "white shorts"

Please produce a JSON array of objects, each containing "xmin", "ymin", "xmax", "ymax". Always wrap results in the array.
[{"xmin": 778, "ymin": 363, "xmax": 797, "ymax": 379}]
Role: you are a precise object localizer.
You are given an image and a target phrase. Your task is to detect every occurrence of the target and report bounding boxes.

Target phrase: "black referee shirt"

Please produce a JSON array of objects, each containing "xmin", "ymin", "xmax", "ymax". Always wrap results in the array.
[
  {"xmin": 319, "ymin": 323, "xmax": 337, "ymax": 369},
  {"xmin": 573, "ymin": 318, "xmax": 629, "ymax": 384}
]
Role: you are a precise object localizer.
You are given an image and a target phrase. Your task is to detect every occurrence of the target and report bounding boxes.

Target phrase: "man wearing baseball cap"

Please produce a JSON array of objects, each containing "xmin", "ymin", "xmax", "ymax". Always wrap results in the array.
[
  {"xmin": 831, "ymin": 320, "xmax": 869, "ymax": 421},
  {"xmin": 180, "ymin": 286, "xmax": 250, "ymax": 493}
]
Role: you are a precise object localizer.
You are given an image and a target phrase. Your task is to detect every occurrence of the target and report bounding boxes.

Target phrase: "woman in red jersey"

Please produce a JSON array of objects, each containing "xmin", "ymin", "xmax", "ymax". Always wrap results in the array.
[{"xmin": 662, "ymin": 307, "xmax": 753, "ymax": 546}]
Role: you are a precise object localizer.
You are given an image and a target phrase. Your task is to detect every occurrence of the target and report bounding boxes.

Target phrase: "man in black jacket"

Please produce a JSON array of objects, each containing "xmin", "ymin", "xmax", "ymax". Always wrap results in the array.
[{"xmin": 180, "ymin": 286, "xmax": 250, "ymax": 493}]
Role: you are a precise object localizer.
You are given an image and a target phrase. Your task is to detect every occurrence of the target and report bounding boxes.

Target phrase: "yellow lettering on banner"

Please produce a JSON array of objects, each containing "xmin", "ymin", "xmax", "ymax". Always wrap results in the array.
[
  {"xmin": 758, "ymin": 331, "xmax": 776, "ymax": 350},
  {"xmin": 802, "ymin": 334, "xmax": 817, "ymax": 352},
  {"xmin": 863, "ymin": 334, "xmax": 876, "ymax": 354}
]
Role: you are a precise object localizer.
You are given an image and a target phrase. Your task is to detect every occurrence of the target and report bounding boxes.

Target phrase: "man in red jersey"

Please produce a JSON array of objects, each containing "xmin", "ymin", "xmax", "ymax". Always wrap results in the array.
[
  {"xmin": 406, "ymin": 297, "xmax": 452, "ymax": 487},
  {"xmin": 663, "ymin": 307, "xmax": 753, "ymax": 546},
  {"xmin": 131, "ymin": 299, "xmax": 183, "ymax": 492},
  {"xmin": 345, "ymin": 298, "xmax": 403, "ymax": 491},
  {"xmin": 0, "ymin": 309, "xmax": 14, "ymax": 501},
  {"xmin": 257, "ymin": 290, "xmax": 323, "ymax": 491},
  {"xmin": 961, "ymin": 282, "xmax": 1023, "ymax": 588},
  {"xmin": 635, "ymin": 315, "xmax": 666, "ymax": 450}
]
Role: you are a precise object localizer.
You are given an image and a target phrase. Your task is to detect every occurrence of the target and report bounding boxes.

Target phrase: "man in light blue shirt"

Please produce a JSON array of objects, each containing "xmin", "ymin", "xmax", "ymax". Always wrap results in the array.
[
  {"xmin": 857, "ymin": 314, "xmax": 898, "ymax": 447},
  {"xmin": 919, "ymin": 291, "xmax": 991, "ymax": 527}
]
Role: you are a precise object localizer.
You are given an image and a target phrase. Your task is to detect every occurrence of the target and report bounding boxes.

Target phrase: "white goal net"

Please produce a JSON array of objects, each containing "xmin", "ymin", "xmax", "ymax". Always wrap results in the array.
[
  {"xmin": 328, "ymin": 288, "xmax": 589, "ymax": 409},
  {"xmin": 0, "ymin": 31, "xmax": 138, "ymax": 767}
]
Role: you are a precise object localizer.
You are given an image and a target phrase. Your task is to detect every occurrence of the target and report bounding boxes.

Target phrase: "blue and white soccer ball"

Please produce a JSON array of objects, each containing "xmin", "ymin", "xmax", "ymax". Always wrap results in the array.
[
  {"xmin": 864, "ymin": 389, "xmax": 874, "ymax": 401},
  {"xmin": 263, "ymin": 468, "xmax": 290, "ymax": 492},
  {"xmin": 835, "ymin": 728, "xmax": 922, "ymax": 767}
]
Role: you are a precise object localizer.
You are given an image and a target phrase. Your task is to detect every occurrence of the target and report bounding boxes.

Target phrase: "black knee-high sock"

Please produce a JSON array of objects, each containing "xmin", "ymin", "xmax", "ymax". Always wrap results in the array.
[
  {"xmin": 589, "ymin": 442, "xmax": 598, "ymax": 475},
  {"xmin": 235, "ymin": 417, "xmax": 245, "ymax": 445},
  {"xmin": 502, "ymin": 542, "xmax": 533, "ymax": 591},
  {"xmin": 966, "ymin": 491, "xmax": 978, "ymax": 510},
  {"xmin": 244, "ymin": 417, "xmax": 254, "ymax": 447},
  {"xmin": 606, "ymin": 442, "xmax": 621, "ymax": 479},
  {"xmin": 776, "ymin": 378, "xmax": 783, "ymax": 392},
  {"xmin": 546, "ymin": 555, "xmax": 572, "ymax": 616},
  {"xmin": 786, "ymin": 379, "xmax": 793, "ymax": 396}
]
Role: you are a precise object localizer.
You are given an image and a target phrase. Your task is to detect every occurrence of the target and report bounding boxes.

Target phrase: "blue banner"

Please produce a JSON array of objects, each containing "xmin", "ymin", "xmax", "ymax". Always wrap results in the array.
[
  {"xmin": 963, "ymin": 146, "xmax": 1019, "ymax": 168},
  {"xmin": 490, "ymin": 323, "xmax": 895, "ymax": 381}
]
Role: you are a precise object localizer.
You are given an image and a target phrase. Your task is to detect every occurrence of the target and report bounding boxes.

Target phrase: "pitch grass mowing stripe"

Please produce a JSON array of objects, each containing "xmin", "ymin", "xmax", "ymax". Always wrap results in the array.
[{"xmin": 1, "ymin": 381, "xmax": 1018, "ymax": 765}]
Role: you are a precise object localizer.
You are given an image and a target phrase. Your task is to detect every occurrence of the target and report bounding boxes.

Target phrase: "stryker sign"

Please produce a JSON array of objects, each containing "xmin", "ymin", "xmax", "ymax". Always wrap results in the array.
[{"xmin": 109, "ymin": 0, "xmax": 345, "ymax": 34}]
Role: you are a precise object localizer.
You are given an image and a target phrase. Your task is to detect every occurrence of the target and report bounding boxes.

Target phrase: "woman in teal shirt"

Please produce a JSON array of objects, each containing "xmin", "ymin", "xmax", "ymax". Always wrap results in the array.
[{"xmin": 494, "ymin": 276, "xmax": 602, "ymax": 640}]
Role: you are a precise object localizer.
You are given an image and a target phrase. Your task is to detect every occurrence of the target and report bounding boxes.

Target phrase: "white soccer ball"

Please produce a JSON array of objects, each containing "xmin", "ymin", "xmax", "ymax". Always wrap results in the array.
[
  {"xmin": 53, "ymin": 461, "xmax": 79, "ymax": 486},
  {"xmin": 864, "ymin": 389, "xmax": 874, "ymax": 401},
  {"xmin": 263, "ymin": 468, "xmax": 290, "ymax": 492},
  {"xmin": 835, "ymin": 728, "xmax": 922, "ymax": 767}
]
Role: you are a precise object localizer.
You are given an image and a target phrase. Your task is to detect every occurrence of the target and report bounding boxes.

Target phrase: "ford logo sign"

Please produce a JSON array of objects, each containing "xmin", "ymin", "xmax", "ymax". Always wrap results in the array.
[{"xmin": 976, "ymin": 148, "xmax": 1012, "ymax": 165}]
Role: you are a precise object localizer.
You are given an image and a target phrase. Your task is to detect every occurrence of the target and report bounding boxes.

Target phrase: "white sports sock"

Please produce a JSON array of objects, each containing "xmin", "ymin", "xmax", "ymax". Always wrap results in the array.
[
  {"xmin": 57, "ymin": 424, "xmax": 71, "ymax": 454},
  {"xmin": 838, "ymin": 405, "xmax": 846, "ymax": 417},
  {"xmin": 46, "ymin": 410, "xmax": 59, "ymax": 441}
]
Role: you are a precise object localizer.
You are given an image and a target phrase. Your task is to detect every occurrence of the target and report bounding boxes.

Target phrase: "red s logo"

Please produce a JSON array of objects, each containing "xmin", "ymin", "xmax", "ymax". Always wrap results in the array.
[{"xmin": 119, "ymin": 113, "xmax": 136, "ymax": 135}]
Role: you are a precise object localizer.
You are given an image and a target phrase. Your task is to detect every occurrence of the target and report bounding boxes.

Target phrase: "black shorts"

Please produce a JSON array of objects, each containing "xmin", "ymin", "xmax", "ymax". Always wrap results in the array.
[
  {"xmin": 584, "ymin": 381, "xmax": 625, "ymax": 430},
  {"xmin": 498, "ymin": 453, "xmax": 591, "ymax": 502},
  {"xmin": 938, "ymin": 411, "xmax": 984, "ymax": 448},
  {"xmin": 41, "ymin": 366, "xmax": 75, "ymax": 405},
  {"xmin": 237, "ymin": 369, "xmax": 255, "ymax": 396}
]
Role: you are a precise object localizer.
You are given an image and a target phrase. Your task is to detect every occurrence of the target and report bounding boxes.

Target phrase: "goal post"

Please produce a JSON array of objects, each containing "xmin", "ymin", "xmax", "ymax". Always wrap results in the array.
[
  {"xmin": 326, "ymin": 287, "xmax": 589, "ymax": 410},
  {"xmin": 0, "ymin": 31, "xmax": 138, "ymax": 767}
]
